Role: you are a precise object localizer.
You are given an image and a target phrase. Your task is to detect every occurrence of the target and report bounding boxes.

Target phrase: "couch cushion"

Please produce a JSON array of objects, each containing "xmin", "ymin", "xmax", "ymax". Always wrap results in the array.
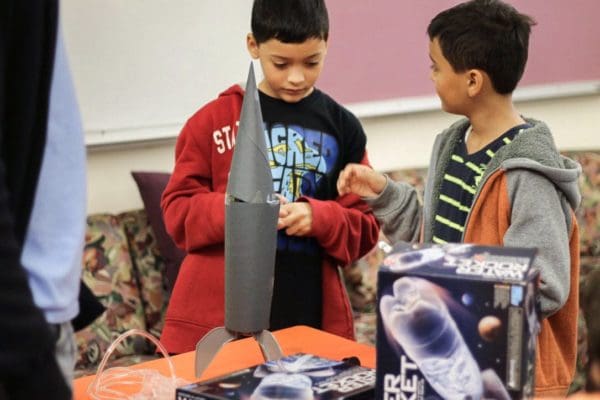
[
  {"xmin": 131, "ymin": 171, "xmax": 185, "ymax": 292},
  {"xmin": 120, "ymin": 209, "xmax": 169, "ymax": 338},
  {"xmin": 564, "ymin": 151, "xmax": 600, "ymax": 261},
  {"xmin": 562, "ymin": 151, "xmax": 600, "ymax": 393},
  {"xmin": 75, "ymin": 214, "xmax": 147, "ymax": 372}
]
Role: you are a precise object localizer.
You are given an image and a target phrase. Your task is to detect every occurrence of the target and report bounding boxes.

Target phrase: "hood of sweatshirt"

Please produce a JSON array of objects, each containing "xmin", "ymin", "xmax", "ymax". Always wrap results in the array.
[
  {"xmin": 438, "ymin": 117, "xmax": 582, "ymax": 211},
  {"xmin": 219, "ymin": 84, "xmax": 244, "ymax": 99},
  {"xmin": 488, "ymin": 118, "xmax": 582, "ymax": 210}
]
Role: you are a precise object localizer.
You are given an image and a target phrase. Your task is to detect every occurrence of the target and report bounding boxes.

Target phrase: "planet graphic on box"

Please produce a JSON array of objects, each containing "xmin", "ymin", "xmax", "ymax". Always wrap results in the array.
[{"xmin": 478, "ymin": 315, "xmax": 502, "ymax": 342}]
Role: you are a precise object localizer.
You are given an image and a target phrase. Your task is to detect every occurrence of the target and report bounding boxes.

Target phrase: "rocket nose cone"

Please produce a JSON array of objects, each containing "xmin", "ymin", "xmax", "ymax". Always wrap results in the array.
[{"xmin": 227, "ymin": 62, "xmax": 274, "ymax": 203}]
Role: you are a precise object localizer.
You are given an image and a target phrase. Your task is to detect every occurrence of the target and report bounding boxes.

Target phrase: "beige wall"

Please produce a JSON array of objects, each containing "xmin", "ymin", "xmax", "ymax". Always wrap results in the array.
[
  {"xmin": 363, "ymin": 94, "xmax": 600, "ymax": 172},
  {"xmin": 86, "ymin": 94, "xmax": 600, "ymax": 214}
]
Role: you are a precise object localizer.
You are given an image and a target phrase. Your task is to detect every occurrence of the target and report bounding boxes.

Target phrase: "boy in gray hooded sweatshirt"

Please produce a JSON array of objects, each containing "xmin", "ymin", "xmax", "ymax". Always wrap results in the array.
[{"xmin": 337, "ymin": 0, "xmax": 581, "ymax": 397}]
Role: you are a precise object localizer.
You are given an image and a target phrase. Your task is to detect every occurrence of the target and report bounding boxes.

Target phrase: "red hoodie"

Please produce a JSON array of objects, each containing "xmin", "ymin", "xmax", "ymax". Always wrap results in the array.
[{"xmin": 160, "ymin": 85, "xmax": 379, "ymax": 353}]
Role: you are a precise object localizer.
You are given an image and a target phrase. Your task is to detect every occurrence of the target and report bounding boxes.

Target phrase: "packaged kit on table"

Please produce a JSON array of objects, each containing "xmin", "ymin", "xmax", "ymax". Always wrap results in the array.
[
  {"xmin": 177, "ymin": 353, "xmax": 375, "ymax": 400},
  {"xmin": 376, "ymin": 243, "xmax": 539, "ymax": 400}
]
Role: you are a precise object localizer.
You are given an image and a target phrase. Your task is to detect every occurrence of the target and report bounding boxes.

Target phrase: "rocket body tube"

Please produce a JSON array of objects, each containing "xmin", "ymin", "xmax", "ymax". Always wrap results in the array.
[
  {"xmin": 225, "ymin": 199, "xmax": 279, "ymax": 333},
  {"xmin": 223, "ymin": 63, "xmax": 280, "ymax": 334}
]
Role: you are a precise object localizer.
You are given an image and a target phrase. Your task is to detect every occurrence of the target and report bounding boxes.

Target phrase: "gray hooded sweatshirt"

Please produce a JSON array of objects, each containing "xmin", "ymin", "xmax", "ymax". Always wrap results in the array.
[{"xmin": 366, "ymin": 117, "xmax": 581, "ymax": 318}]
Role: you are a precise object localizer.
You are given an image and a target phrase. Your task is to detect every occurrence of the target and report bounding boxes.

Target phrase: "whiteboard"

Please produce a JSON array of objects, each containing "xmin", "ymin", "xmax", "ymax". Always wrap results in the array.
[{"xmin": 62, "ymin": 0, "xmax": 253, "ymax": 142}]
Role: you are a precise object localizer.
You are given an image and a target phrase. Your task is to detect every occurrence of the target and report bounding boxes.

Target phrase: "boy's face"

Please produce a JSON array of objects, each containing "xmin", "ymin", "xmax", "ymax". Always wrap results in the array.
[
  {"xmin": 247, "ymin": 35, "xmax": 327, "ymax": 103},
  {"xmin": 429, "ymin": 37, "xmax": 470, "ymax": 114}
]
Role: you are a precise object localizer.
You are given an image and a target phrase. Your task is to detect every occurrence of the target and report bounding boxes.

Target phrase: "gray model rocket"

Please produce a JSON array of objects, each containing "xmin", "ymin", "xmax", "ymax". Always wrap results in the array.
[
  {"xmin": 224, "ymin": 62, "xmax": 280, "ymax": 333},
  {"xmin": 194, "ymin": 63, "xmax": 283, "ymax": 377}
]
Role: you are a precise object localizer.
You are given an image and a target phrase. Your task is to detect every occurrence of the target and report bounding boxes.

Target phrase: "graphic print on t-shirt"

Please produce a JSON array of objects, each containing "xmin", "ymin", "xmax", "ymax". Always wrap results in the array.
[
  {"xmin": 266, "ymin": 123, "xmax": 338, "ymax": 202},
  {"xmin": 265, "ymin": 123, "xmax": 339, "ymax": 254}
]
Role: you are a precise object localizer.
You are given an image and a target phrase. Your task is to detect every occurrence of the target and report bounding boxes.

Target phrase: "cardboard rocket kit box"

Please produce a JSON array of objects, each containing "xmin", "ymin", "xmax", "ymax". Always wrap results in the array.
[
  {"xmin": 376, "ymin": 243, "xmax": 540, "ymax": 400},
  {"xmin": 177, "ymin": 353, "xmax": 376, "ymax": 400}
]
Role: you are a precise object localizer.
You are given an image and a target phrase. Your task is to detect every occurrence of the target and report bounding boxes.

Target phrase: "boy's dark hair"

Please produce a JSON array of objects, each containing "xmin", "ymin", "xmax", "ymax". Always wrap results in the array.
[
  {"xmin": 251, "ymin": 0, "xmax": 329, "ymax": 44},
  {"xmin": 427, "ymin": 0, "xmax": 536, "ymax": 94}
]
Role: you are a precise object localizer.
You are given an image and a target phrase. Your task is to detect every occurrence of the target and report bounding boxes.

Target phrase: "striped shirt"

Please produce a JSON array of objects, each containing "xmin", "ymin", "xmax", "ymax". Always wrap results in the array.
[{"xmin": 432, "ymin": 124, "xmax": 530, "ymax": 244}]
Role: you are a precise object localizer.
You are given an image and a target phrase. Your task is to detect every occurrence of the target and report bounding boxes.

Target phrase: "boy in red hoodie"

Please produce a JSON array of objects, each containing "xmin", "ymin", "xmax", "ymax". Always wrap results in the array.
[{"xmin": 160, "ymin": 0, "xmax": 379, "ymax": 354}]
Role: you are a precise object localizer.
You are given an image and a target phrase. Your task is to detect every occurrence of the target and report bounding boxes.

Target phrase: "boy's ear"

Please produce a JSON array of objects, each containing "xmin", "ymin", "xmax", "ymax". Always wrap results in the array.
[
  {"xmin": 466, "ymin": 69, "xmax": 484, "ymax": 97},
  {"xmin": 247, "ymin": 33, "xmax": 259, "ymax": 59}
]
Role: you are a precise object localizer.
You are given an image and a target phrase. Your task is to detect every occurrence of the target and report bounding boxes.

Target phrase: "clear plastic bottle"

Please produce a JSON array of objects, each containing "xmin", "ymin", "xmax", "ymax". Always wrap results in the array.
[{"xmin": 380, "ymin": 277, "xmax": 483, "ymax": 399}]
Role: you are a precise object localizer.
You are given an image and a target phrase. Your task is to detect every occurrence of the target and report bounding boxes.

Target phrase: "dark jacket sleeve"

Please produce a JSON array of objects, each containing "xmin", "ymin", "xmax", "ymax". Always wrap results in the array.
[
  {"xmin": 0, "ymin": 1, "xmax": 70, "ymax": 397},
  {"xmin": 0, "ymin": 161, "xmax": 70, "ymax": 399}
]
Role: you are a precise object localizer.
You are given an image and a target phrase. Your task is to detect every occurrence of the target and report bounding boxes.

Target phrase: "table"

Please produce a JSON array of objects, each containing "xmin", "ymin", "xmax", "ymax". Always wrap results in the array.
[{"xmin": 73, "ymin": 325, "xmax": 376, "ymax": 399}]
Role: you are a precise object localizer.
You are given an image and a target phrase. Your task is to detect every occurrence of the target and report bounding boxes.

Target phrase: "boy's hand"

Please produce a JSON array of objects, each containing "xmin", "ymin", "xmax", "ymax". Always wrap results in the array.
[
  {"xmin": 278, "ymin": 202, "xmax": 313, "ymax": 236},
  {"xmin": 337, "ymin": 163, "xmax": 387, "ymax": 197}
]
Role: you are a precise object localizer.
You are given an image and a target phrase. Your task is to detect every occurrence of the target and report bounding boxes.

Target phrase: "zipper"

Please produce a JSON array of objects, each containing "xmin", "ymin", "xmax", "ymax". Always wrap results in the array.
[{"xmin": 460, "ymin": 166, "xmax": 501, "ymax": 241}]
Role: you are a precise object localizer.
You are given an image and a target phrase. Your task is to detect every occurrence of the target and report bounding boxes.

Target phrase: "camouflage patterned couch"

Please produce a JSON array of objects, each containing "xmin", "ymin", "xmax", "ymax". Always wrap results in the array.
[
  {"xmin": 75, "ymin": 210, "xmax": 169, "ymax": 377},
  {"xmin": 347, "ymin": 150, "xmax": 600, "ymax": 394}
]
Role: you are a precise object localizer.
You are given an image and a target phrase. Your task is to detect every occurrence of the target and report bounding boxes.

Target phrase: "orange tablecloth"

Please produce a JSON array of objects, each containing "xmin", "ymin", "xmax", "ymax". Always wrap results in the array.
[{"xmin": 73, "ymin": 325, "xmax": 375, "ymax": 399}]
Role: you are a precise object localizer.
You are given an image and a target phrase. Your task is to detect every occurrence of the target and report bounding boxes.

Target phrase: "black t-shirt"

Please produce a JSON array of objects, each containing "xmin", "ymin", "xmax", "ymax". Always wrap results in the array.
[{"xmin": 259, "ymin": 88, "xmax": 366, "ymax": 330}]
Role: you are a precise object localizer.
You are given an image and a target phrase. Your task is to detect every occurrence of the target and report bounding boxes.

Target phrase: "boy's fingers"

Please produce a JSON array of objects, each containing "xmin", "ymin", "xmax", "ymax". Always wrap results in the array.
[
  {"xmin": 279, "ymin": 214, "xmax": 295, "ymax": 231},
  {"xmin": 278, "ymin": 203, "xmax": 312, "ymax": 236},
  {"xmin": 277, "ymin": 207, "xmax": 290, "ymax": 229},
  {"xmin": 337, "ymin": 175, "xmax": 347, "ymax": 194},
  {"xmin": 337, "ymin": 167, "xmax": 354, "ymax": 194},
  {"xmin": 285, "ymin": 220, "xmax": 306, "ymax": 236},
  {"xmin": 275, "ymin": 193, "xmax": 288, "ymax": 204}
]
